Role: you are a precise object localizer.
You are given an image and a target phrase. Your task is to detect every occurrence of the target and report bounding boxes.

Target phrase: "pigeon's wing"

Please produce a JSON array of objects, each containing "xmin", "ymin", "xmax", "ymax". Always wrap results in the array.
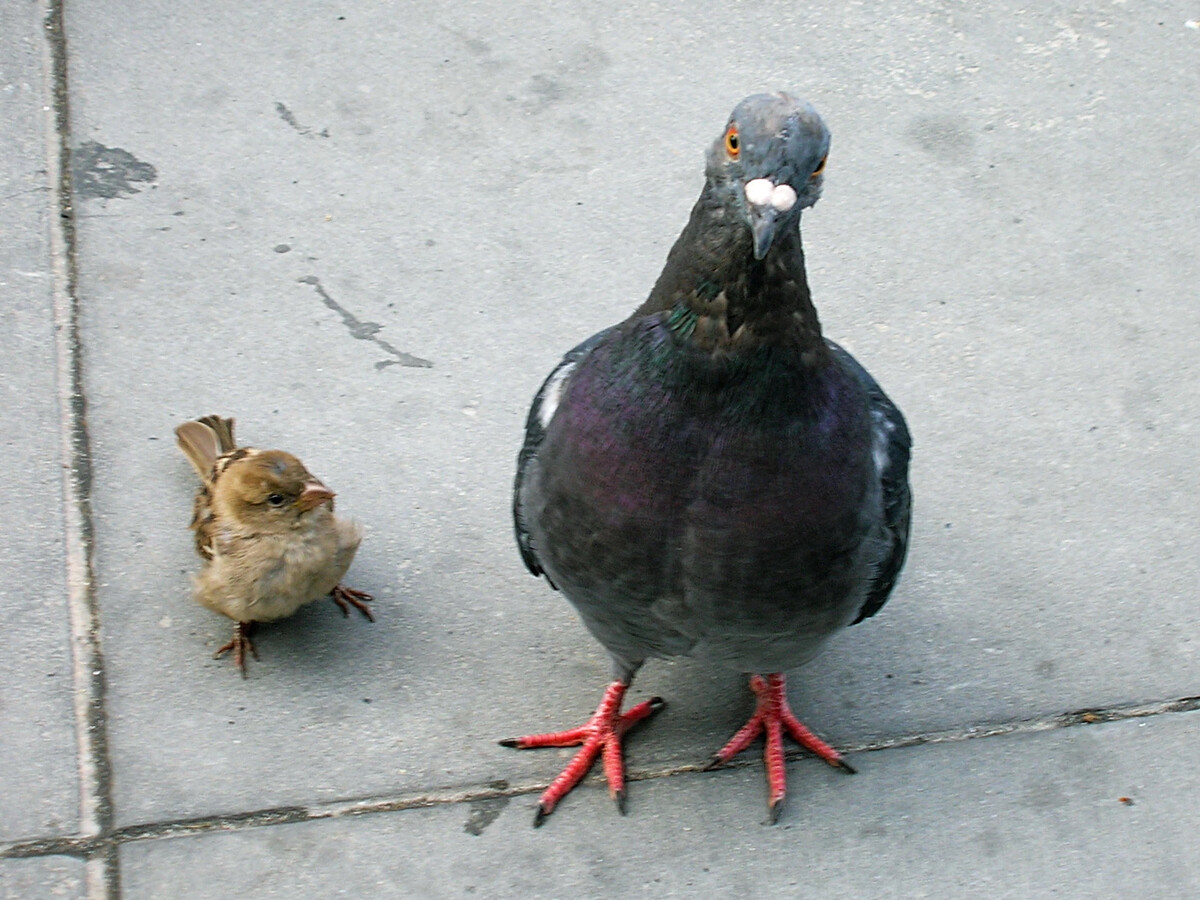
[
  {"xmin": 825, "ymin": 340, "xmax": 912, "ymax": 624},
  {"xmin": 513, "ymin": 326, "xmax": 617, "ymax": 581}
]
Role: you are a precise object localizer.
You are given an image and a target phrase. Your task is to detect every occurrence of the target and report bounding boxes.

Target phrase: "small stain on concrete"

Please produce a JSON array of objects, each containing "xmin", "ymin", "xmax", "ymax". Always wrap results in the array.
[
  {"xmin": 464, "ymin": 795, "xmax": 510, "ymax": 836},
  {"xmin": 275, "ymin": 102, "xmax": 330, "ymax": 138},
  {"xmin": 72, "ymin": 141, "xmax": 157, "ymax": 199}
]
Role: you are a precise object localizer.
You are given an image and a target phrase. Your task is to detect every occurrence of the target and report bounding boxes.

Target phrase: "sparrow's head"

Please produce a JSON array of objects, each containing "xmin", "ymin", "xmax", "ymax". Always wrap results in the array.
[
  {"xmin": 214, "ymin": 449, "xmax": 336, "ymax": 531},
  {"xmin": 705, "ymin": 92, "xmax": 831, "ymax": 259}
]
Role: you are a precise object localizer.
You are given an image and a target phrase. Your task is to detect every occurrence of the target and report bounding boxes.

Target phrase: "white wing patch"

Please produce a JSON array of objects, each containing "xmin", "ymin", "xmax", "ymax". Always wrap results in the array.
[
  {"xmin": 538, "ymin": 360, "xmax": 576, "ymax": 430},
  {"xmin": 871, "ymin": 407, "xmax": 895, "ymax": 476}
]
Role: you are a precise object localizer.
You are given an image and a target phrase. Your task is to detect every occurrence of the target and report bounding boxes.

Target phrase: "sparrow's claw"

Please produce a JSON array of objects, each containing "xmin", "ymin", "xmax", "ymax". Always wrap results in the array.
[
  {"xmin": 214, "ymin": 621, "xmax": 258, "ymax": 677},
  {"xmin": 331, "ymin": 584, "xmax": 375, "ymax": 622}
]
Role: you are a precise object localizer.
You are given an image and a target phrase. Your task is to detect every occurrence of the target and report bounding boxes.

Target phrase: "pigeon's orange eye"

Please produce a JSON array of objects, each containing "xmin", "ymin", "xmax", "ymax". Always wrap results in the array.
[
  {"xmin": 811, "ymin": 155, "xmax": 827, "ymax": 177},
  {"xmin": 724, "ymin": 125, "xmax": 740, "ymax": 159}
]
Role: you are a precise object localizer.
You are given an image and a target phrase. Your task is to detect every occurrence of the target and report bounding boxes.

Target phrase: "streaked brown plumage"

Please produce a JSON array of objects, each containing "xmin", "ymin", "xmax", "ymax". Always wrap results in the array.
[{"xmin": 175, "ymin": 415, "xmax": 372, "ymax": 675}]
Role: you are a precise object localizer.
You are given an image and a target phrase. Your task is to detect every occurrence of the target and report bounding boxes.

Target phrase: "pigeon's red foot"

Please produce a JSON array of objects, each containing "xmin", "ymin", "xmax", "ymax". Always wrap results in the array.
[
  {"xmin": 213, "ymin": 621, "xmax": 259, "ymax": 678},
  {"xmin": 331, "ymin": 584, "xmax": 375, "ymax": 622},
  {"xmin": 500, "ymin": 680, "xmax": 665, "ymax": 826},
  {"xmin": 707, "ymin": 673, "xmax": 854, "ymax": 823}
]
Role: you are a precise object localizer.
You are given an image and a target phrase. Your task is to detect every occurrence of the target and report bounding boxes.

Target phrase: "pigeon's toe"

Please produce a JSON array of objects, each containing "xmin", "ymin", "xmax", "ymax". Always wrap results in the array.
[{"xmin": 502, "ymin": 681, "xmax": 664, "ymax": 826}]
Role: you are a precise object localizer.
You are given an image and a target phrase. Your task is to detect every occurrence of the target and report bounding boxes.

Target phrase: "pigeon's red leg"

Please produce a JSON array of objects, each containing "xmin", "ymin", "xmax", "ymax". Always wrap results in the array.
[
  {"xmin": 214, "ymin": 621, "xmax": 259, "ymax": 678},
  {"xmin": 500, "ymin": 680, "xmax": 665, "ymax": 826},
  {"xmin": 708, "ymin": 673, "xmax": 854, "ymax": 823},
  {"xmin": 331, "ymin": 584, "xmax": 375, "ymax": 621}
]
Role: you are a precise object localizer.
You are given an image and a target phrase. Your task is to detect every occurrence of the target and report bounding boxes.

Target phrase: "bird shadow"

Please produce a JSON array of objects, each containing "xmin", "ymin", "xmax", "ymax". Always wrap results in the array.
[{"xmin": 248, "ymin": 584, "xmax": 399, "ymax": 679}]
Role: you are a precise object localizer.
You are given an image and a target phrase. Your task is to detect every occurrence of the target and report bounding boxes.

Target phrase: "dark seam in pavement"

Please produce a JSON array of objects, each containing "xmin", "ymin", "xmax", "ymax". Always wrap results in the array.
[
  {"xmin": 43, "ymin": 3, "xmax": 119, "ymax": 897},
  {"xmin": 2, "ymin": 693, "xmax": 1197, "ymax": 859},
  {"xmin": 297, "ymin": 275, "xmax": 434, "ymax": 369}
]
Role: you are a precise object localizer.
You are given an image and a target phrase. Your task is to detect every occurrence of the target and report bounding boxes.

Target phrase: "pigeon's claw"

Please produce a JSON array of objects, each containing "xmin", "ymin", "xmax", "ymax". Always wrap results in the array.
[
  {"xmin": 710, "ymin": 673, "xmax": 853, "ymax": 823},
  {"xmin": 501, "ymin": 681, "xmax": 664, "ymax": 826}
]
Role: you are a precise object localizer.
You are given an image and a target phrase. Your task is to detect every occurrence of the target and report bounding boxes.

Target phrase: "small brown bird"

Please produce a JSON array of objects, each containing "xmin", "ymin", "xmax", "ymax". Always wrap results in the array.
[{"xmin": 175, "ymin": 415, "xmax": 372, "ymax": 675}]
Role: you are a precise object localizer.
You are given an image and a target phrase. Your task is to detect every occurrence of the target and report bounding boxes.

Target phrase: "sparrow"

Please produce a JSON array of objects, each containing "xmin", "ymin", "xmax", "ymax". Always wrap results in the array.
[{"xmin": 175, "ymin": 414, "xmax": 373, "ymax": 675}]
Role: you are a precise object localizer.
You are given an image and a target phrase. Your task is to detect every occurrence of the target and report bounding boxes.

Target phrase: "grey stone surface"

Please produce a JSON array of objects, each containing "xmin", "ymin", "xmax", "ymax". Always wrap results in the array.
[
  {"xmin": 0, "ymin": 855, "xmax": 86, "ymax": 900},
  {"xmin": 0, "ymin": 0, "xmax": 80, "ymax": 844},
  {"xmin": 60, "ymin": 0, "xmax": 1200, "ymax": 829},
  {"xmin": 2, "ymin": 1, "xmax": 1199, "ymax": 897},
  {"xmin": 119, "ymin": 711, "xmax": 1200, "ymax": 898}
]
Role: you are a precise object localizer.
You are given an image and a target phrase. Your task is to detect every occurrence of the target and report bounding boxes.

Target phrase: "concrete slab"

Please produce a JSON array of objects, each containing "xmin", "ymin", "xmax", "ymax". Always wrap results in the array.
[
  {"xmin": 59, "ymin": 0, "xmax": 1200, "ymax": 833},
  {"xmin": 0, "ymin": 0, "xmax": 80, "ymax": 843},
  {"xmin": 119, "ymin": 711, "xmax": 1200, "ymax": 898},
  {"xmin": 0, "ymin": 855, "xmax": 86, "ymax": 900}
]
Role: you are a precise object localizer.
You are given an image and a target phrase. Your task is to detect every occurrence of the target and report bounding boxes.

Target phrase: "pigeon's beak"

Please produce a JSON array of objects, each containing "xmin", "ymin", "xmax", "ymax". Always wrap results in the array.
[
  {"xmin": 744, "ymin": 178, "xmax": 798, "ymax": 260},
  {"xmin": 750, "ymin": 207, "xmax": 779, "ymax": 260},
  {"xmin": 296, "ymin": 481, "xmax": 335, "ymax": 512}
]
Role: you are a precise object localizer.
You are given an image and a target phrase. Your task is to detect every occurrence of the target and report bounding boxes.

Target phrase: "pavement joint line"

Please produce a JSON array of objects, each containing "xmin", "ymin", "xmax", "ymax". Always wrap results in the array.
[
  {"xmin": 40, "ymin": 2, "xmax": 119, "ymax": 897},
  {"xmin": 2, "ymin": 692, "xmax": 1197, "ymax": 860}
]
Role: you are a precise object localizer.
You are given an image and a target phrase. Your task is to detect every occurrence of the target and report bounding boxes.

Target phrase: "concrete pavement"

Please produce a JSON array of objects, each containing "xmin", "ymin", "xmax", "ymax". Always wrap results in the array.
[{"xmin": 2, "ymin": 1, "xmax": 1198, "ymax": 896}]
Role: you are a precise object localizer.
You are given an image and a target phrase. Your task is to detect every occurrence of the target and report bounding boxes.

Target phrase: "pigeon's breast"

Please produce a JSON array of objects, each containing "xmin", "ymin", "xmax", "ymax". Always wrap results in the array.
[
  {"xmin": 526, "ymin": 318, "xmax": 884, "ymax": 672},
  {"xmin": 675, "ymin": 407, "xmax": 884, "ymax": 672}
]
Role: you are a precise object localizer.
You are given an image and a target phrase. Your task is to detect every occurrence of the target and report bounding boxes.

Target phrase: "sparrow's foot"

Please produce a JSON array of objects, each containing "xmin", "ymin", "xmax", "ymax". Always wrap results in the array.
[
  {"xmin": 500, "ymin": 680, "xmax": 664, "ymax": 827},
  {"xmin": 214, "ymin": 621, "xmax": 259, "ymax": 678},
  {"xmin": 708, "ymin": 673, "xmax": 854, "ymax": 824},
  {"xmin": 331, "ymin": 584, "xmax": 375, "ymax": 622}
]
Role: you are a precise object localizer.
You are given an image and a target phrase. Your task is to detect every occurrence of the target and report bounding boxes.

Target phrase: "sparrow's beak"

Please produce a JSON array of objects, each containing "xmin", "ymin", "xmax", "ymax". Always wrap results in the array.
[{"xmin": 296, "ymin": 482, "xmax": 335, "ymax": 512}]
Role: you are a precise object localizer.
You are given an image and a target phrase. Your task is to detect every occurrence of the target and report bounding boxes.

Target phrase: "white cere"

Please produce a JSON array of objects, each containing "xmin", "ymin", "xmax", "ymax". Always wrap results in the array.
[
  {"xmin": 744, "ymin": 178, "xmax": 774, "ymax": 206},
  {"xmin": 770, "ymin": 183, "xmax": 798, "ymax": 212},
  {"xmin": 745, "ymin": 178, "xmax": 798, "ymax": 212}
]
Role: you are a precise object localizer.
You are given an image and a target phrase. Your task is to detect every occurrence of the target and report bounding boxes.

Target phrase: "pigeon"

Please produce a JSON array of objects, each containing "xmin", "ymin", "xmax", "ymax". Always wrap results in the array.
[
  {"xmin": 504, "ymin": 93, "xmax": 912, "ymax": 825},
  {"xmin": 175, "ymin": 415, "xmax": 373, "ymax": 675}
]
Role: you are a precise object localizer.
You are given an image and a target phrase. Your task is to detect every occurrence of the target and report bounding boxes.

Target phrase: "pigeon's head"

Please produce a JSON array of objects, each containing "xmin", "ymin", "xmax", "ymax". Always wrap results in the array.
[{"xmin": 706, "ymin": 93, "xmax": 830, "ymax": 260}]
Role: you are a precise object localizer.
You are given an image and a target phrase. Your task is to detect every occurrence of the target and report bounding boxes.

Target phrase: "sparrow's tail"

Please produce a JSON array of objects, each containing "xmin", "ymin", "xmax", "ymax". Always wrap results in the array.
[
  {"xmin": 195, "ymin": 415, "xmax": 237, "ymax": 452},
  {"xmin": 175, "ymin": 415, "xmax": 237, "ymax": 480}
]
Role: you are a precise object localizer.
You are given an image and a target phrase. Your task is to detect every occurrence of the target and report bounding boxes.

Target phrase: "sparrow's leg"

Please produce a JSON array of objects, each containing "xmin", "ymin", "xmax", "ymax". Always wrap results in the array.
[
  {"xmin": 500, "ymin": 680, "xmax": 664, "ymax": 826},
  {"xmin": 331, "ymin": 585, "xmax": 374, "ymax": 622},
  {"xmin": 705, "ymin": 673, "xmax": 855, "ymax": 824},
  {"xmin": 214, "ymin": 621, "xmax": 259, "ymax": 678}
]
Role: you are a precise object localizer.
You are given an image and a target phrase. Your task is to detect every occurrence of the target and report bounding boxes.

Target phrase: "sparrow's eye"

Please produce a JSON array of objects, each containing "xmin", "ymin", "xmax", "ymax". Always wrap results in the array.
[
  {"xmin": 811, "ymin": 155, "xmax": 827, "ymax": 178},
  {"xmin": 724, "ymin": 125, "xmax": 740, "ymax": 159},
  {"xmin": 267, "ymin": 493, "xmax": 286, "ymax": 507}
]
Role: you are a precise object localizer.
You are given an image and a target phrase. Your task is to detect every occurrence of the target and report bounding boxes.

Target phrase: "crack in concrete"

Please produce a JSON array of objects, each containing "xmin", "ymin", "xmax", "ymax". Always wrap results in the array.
[
  {"xmin": 41, "ymin": 3, "xmax": 119, "ymax": 897},
  {"xmin": 3, "ymin": 693, "xmax": 1197, "ymax": 860},
  {"xmin": 274, "ymin": 101, "xmax": 329, "ymax": 138},
  {"xmin": 298, "ymin": 275, "xmax": 433, "ymax": 368}
]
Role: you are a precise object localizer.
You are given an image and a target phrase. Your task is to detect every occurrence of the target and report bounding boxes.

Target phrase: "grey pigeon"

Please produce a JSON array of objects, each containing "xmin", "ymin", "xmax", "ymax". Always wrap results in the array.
[{"xmin": 504, "ymin": 93, "xmax": 912, "ymax": 825}]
